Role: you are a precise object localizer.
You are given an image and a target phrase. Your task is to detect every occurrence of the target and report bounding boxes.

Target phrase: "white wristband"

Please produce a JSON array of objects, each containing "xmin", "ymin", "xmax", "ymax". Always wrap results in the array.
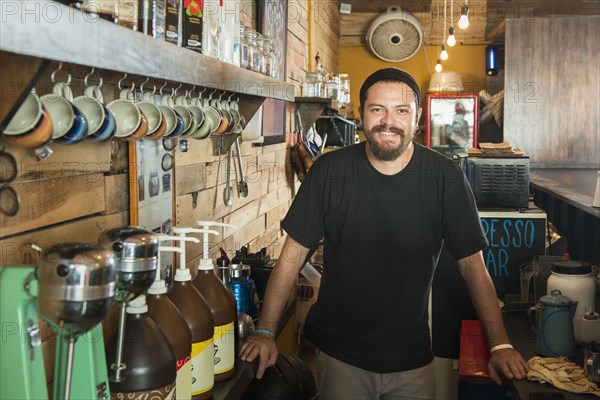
[{"xmin": 490, "ymin": 344, "xmax": 514, "ymax": 353}]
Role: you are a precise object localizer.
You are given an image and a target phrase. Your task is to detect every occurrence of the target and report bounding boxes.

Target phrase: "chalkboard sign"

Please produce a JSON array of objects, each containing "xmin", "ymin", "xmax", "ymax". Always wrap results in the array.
[
  {"xmin": 479, "ymin": 210, "xmax": 547, "ymax": 297},
  {"xmin": 432, "ymin": 210, "xmax": 547, "ymax": 358}
]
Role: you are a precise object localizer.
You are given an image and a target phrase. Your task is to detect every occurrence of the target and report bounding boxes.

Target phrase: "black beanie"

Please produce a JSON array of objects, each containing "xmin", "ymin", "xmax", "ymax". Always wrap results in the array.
[{"xmin": 359, "ymin": 68, "xmax": 421, "ymax": 107}]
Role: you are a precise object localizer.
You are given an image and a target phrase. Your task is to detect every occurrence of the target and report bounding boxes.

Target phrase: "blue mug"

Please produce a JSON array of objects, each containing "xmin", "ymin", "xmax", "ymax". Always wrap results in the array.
[
  {"xmin": 89, "ymin": 105, "xmax": 116, "ymax": 142},
  {"xmin": 165, "ymin": 113, "xmax": 184, "ymax": 138},
  {"xmin": 54, "ymin": 104, "xmax": 88, "ymax": 144},
  {"xmin": 42, "ymin": 82, "xmax": 88, "ymax": 144}
]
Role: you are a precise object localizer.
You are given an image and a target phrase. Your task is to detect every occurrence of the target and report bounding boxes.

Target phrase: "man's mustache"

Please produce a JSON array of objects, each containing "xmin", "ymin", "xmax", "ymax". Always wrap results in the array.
[{"xmin": 371, "ymin": 124, "xmax": 405, "ymax": 136}]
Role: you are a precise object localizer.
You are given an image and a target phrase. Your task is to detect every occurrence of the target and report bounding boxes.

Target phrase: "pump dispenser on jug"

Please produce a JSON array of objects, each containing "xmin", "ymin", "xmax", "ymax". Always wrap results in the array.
[
  {"xmin": 147, "ymin": 235, "xmax": 197, "ymax": 400},
  {"xmin": 98, "ymin": 226, "xmax": 159, "ymax": 383},
  {"xmin": 168, "ymin": 227, "xmax": 218, "ymax": 400},
  {"xmin": 191, "ymin": 221, "xmax": 238, "ymax": 381}
]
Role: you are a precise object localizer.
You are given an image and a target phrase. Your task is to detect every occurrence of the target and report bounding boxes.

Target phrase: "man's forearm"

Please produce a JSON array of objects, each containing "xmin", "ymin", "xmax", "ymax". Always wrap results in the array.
[
  {"xmin": 458, "ymin": 252, "xmax": 511, "ymax": 347},
  {"xmin": 256, "ymin": 235, "xmax": 310, "ymax": 333}
]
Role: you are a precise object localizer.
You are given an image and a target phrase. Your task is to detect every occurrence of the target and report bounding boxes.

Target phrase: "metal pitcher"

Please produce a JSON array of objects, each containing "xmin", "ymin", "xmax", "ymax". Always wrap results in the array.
[{"xmin": 528, "ymin": 290, "xmax": 578, "ymax": 357}]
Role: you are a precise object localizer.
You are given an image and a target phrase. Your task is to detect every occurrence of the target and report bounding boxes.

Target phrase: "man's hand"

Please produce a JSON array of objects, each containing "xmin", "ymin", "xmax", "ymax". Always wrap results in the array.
[
  {"xmin": 240, "ymin": 332, "xmax": 279, "ymax": 379},
  {"xmin": 487, "ymin": 348, "xmax": 529, "ymax": 385},
  {"xmin": 240, "ymin": 235, "xmax": 309, "ymax": 378}
]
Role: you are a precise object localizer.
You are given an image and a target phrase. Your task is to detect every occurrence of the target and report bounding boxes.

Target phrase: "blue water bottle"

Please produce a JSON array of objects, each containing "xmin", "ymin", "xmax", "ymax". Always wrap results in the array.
[{"xmin": 229, "ymin": 263, "xmax": 260, "ymax": 321}]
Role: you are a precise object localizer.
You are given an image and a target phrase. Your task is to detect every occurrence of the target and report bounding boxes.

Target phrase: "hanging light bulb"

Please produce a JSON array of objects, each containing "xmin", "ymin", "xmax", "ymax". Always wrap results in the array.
[
  {"xmin": 435, "ymin": 59, "xmax": 443, "ymax": 72},
  {"xmin": 440, "ymin": 45, "xmax": 448, "ymax": 61},
  {"xmin": 458, "ymin": 2, "xmax": 469, "ymax": 29},
  {"xmin": 447, "ymin": 27, "xmax": 456, "ymax": 47}
]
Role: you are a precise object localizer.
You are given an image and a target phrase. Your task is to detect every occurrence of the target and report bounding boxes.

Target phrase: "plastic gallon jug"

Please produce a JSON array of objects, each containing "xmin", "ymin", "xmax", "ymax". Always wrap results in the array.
[
  {"xmin": 148, "ymin": 237, "xmax": 194, "ymax": 399},
  {"xmin": 547, "ymin": 260, "xmax": 596, "ymax": 343},
  {"xmin": 105, "ymin": 295, "xmax": 176, "ymax": 399},
  {"xmin": 191, "ymin": 221, "xmax": 237, "ymax": 381},
  {"xmin": 168, "ymin": 228, "xmax": 216, "ymax": 400}
]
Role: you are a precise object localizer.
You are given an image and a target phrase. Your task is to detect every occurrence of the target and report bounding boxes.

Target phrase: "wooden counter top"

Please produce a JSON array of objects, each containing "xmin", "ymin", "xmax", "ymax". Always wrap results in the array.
[{"xmin": 504, "ymin": 312, "xmax": 597, "ymax": 400}]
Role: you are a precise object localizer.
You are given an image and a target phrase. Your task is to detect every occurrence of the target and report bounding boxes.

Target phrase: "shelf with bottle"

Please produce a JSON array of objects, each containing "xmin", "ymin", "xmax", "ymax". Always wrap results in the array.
[
  {"xmin": 294, "ymin": 97, "xmax": 340, "ymax": 136},
  {"xmin": 0, "ymin": 0, "xmax": 293, "ymax": 126}
]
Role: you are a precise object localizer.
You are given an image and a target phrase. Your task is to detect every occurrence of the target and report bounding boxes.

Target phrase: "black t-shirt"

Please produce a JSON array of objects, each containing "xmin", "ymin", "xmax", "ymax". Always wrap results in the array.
[{"xmin": 281, "ymin": 142, "xmax": 488, "ymax": 373}]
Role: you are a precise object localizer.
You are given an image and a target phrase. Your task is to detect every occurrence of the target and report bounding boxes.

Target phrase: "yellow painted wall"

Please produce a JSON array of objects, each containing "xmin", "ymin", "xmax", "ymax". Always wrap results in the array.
[{"xmin": 339, "ymin": 44, "xmax": 488, "ymax": 120}]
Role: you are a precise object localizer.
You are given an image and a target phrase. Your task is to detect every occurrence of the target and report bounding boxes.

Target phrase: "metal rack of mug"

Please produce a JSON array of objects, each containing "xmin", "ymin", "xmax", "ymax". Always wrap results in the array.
[
  {"xmin": 0, "ymin": 0, "xmax": 294, "ymax": 138},
  {"xmin": 1, "ymin": 62, "xmax": 266, "ymax": 152}
]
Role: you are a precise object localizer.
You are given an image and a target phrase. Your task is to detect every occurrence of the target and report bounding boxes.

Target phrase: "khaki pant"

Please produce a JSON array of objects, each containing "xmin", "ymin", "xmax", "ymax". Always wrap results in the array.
[{"xmin": 316, "ymin": 350, "xmax": 436, "ymax": 400}]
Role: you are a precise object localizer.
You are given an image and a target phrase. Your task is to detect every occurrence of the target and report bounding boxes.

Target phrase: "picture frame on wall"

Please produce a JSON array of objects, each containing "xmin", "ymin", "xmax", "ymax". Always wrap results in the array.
[
  {"xmin": 258, "ymin": 0, "xmax": 288, "ymax": 145},
  {"xmin": 425, "ymin": 93, "xmax": 479, "ymax": 159}
]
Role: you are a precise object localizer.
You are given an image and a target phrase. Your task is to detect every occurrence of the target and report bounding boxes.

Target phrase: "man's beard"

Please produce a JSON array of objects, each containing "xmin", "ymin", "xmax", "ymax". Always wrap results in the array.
[{"xmin": 366, "ymin": 123, "xmax": 414, "ymax": 161}]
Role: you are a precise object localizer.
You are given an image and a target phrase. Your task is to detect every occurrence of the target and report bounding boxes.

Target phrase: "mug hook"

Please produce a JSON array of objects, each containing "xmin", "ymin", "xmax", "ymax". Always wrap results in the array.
[
  {"xmin": 140, "ymin": 77, "xmax": 150, "ymax": 94},
  {"xmin": 50, "ymin": 62, "xmax": 63, "ymax": 83},
  {"xmin": 117, "ymin": 73, "xmax": 128, "ymax": 91},
  {"xmin": 159, "ymin": 81, "xmax": 168, "ymax": 95},
  {"xmin": 198, "ymin": 87, "xmax": 206, "ymax": 99},
  {"xmin": 188, "ymin": 85, "xmax": 196, "ymax": 99},
  {"xmin": 83, "ymin": 67, "xmax": 96, "ymax": 87},
  {"xmin": 172, "ymin": 83, "xmax": 182, "ymax": 97},
  {"xmin": 208, "ymin": 88, "xmax": 217, "ymax": 101}
]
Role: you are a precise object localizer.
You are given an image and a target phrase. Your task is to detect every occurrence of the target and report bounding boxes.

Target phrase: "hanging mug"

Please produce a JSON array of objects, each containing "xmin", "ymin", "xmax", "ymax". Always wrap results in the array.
[
  {"xmin": 173, "ymin": 91, "xmax": 194, "ymax": 137},
  {"xmin": 201, "ymin": 93, "xmax": 223, "ymax": 135},
  {"xmin": 3, "ymin": 89, "xmax": 53, "ymax": 149},
  {"xmin": 107, "ymin": 84, "xmax": 145, "ymax": 140},
  {"xmin": 160, "ymin": 91, "xmax": 184, "ymax": 138},
  {"xmin": 42, "ymin": 80, "xmax": 88, "ymax": 144},
  {"xmin": 74, "ymin": 76, "xmax": 116, "ymax": 142}
]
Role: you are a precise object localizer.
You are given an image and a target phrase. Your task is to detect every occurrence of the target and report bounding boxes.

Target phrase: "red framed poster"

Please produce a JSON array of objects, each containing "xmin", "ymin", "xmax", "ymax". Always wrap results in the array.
[{"xmin": 425, "ymin": 93, "xmax": 479, "ymax": 158}]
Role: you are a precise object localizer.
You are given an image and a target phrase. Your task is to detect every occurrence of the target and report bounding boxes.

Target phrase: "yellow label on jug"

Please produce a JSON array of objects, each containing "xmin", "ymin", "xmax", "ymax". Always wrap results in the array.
[
  {"xmin": 214, "ymin": 321, "xmax": 235, "ymax": 374},
  {"xmin": 176, "ymin": 356, "xmax": 192, "ymax": 400},
  {"xmin": 191, "ymin": 339, "xmax": 214, "ymax": 395}
]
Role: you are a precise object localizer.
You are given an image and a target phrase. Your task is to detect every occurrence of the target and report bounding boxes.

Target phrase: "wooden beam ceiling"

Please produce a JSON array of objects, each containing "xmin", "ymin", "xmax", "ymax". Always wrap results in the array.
[{"xmin": 339, "ymin": 0, "xmax": 600, "ymax": 45}]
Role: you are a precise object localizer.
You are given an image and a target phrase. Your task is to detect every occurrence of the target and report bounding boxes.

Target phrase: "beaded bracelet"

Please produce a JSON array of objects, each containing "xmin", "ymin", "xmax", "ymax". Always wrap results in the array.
[
  {"xmin": 255, "ymin": 328, "xmax": 275, "ymax": 338},
  {"xmin": 490, "ymin": 344, "xmax": 514, "ymax": 353}
]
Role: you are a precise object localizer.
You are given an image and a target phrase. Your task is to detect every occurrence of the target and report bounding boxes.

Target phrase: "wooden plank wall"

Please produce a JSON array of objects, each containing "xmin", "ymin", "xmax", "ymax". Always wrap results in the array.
[{"xmin": 504, "ymin": 16, "xmax": 600, "ymax": 168}]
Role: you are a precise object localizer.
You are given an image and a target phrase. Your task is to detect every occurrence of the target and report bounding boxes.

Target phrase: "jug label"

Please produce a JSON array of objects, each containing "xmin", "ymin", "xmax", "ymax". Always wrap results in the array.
[
  {"xmin": 214, "ymin": 321, "xmax": 235, "ymax": 374},
  {"xmin": 176, "ymin": 357, "xmax": 192, "ymax": 400},
  {"xmin": 191, "ymin": 338, "xmax": 214, "ymax": 395},
  {"xmin": 110, "ymin": 381, "xmax": 175, "ymax": 400}
]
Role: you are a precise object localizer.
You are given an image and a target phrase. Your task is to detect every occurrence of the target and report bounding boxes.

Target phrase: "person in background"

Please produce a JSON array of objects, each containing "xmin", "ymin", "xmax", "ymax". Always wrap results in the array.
[
  {"xmin": 240, "ymin": 68, "xmax": 529, "ymax": 399},
  {"xmin": 446, "ymin": 100, "xmax": 471, "ymax": 150}
]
